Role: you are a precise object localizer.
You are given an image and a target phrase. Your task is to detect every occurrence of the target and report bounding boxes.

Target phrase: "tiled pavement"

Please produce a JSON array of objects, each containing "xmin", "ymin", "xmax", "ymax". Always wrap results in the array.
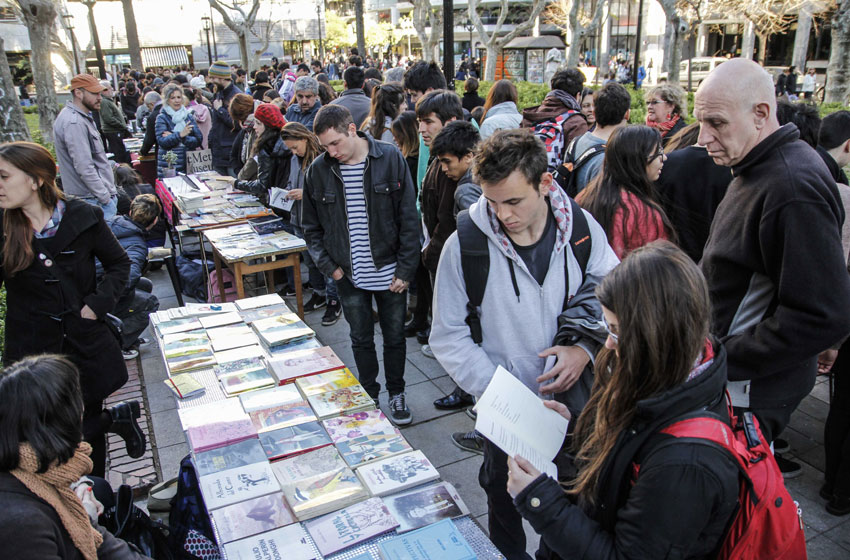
[{"xmin": 112, "ymin": 265, "xmax": 850, "ymax": 558}]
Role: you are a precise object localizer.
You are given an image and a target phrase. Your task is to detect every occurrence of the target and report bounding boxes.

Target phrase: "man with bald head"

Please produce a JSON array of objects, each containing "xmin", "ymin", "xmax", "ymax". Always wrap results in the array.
[{"xmin": 697, "ymin": 58, "xmax": 850, "ymax": 476}]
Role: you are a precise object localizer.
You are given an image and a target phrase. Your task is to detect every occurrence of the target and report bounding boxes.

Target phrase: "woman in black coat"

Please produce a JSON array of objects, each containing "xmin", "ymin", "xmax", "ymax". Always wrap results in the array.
[
  {"xmin": 233, "ymin": 103, "xmax": 290, "ymax": 202},
  {"xmin": 0, "ymin": 142, "xmax": 139, "ymax": 478}
]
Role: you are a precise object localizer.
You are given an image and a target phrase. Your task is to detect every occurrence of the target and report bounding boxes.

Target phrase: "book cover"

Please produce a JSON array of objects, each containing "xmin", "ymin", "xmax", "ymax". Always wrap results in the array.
[
  {"xmin": 194, "ymin": 438, "xmax": 268, "ymax": 477},
  {"xmin": 157, "ymin": 316, "xmax": 202, "ymax": 335},
  {"xmin": 165, "ymin": 347, "xmax": 216, "ymax": 374},
  {"xmin": 205, "ymin": 324, "xmax": 254, "ymax": 340},
  {"xmin": 266, "ymin": 336, "xmax": 323, "ymax": 356},
  {"xmin": 270, "ymin": 445, "xmax": 348, "ymax": 487},
  {"xmin": 162, "ymin": 329, "xmax": 209, "ymax": 351},
  {"xmin": 239, "ymin": 384, "xmax": 303, "ymax": 412},
  {"xmin": 223, "ymin": 524, "xmax": 316, "ymax": 560},
  {"xmin": 213, "ymin": 345, "xmax": 264, "ymax": 365},
  {"xmin": 198, "ymin": 311, "xmax": 243, "ymax": 329},
  {"xmin": 258, "ymin": 421, "xmax": 332, "ymax": 460},
  {"xmin": 267, "ymin": 347, "xmax": 345, "ymax": 385},
  {"xmin": 239, "ymin": 303, "xmax": 293, "ymax": 324},
  {"xmin": 304, "ymin": 497, "xmax": 400, "ymax": 556},
  {"xmin": 164, "ymin": 373, "xmax": 205, "ymax": 399},
  {"xmin": 377, "ymin": 519, "xmax": 475, "ymax": 560},
  {"xmin": 198, "ymin": 461, "xmax": 279, "ymax": 510},
  {"xmin": 322, "ymin": 410, "xmax": 397, "ymax": 443},
  {"xmin": 356, "ymin": 451, "xmax": 440, "ymax": 497},
  {"xmin": 211, "ymin": 492, "xmax": 296, "ymax": 544},
  {"xmin": 235, "ymin": 293, "xmax": 285, "ymax": 311},
  {"xmin": 220, "ymin": 368, "xmax": 276, "ymax": 396},
  {"xmin": 177, "ymin": 399, "xmax": 247, "ymax": 431},
  {"xmin": 252, "ymin": 314, "xmax": 314, "ymax": 347},
  {"xmin": 295, "ymin": 367, "xmax": 359, "ymax": 397},
  {"xmin": 336, "ymin": 431, "xmax": 413, "ymax": 468},
  {"xmin": 249, "ymin": 400, "xmax": 317, "ymax": 432},
  {"xmin": 211, "ymin": 333, "xmax": 260, "ymax": 352},
  {"xmin": 280, "ymin": 464, "xmax": 369, "ymax": 520},
  {"xmin": 307, "ymin": 385, "xmax": 375, "ymax": 420},
  {"xmin": 382, "ymin": 482, "xmax": 470, "ymax": 533},
  {"xmin": 213, "ymin": 356, "xmax": 265, "ymax": 379},
  {"xmin": 186, "ymin": 417, "xmax": 257, "ymax": 453},
  {"xmin": 180, "ymin": 302, "xmax": 238, "ymax": 316}
]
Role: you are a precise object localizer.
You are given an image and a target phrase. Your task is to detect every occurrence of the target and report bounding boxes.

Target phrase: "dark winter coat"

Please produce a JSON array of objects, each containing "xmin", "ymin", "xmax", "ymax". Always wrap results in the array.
[
  {"xmin": 285, "ymin": 99, "xmax": 323, "ymax": 132},
  {"xmin": 661, "ymin": 117, "xmax": 688, "ymax": 147},
  {"xmin": 155, "ymin": 110, "xmax": 203, "ymax": 177},
  {"xmin": 209, "ymin": 82, "xmax": 240, "ymax": 166},
  {"xmin": 102, "ymin": 215, "xmax": 149, "ymax": 297},
  {"xmin": 0, "ymin": 199, "xmax": 131, "ymax": 406},
  {"xmin": 515, "ymin": 343, "xmax": 739, "ymax": 559},
  {"xmin": 420, "ymin": 157, "xmax": 459, "ymax": 273},
  {"xmin": 301, "ymin": 133, "xmax": 421, "ymax": 283},
  {"xmin": 139, "ymin": 102, "xmax": 162, "ymax": 158},
  {"xmin": 462, "ymin": 91, "xmax": 485, "ymax": 112},
  {"xmin": 234, "ymin": 136, "xmax": 292, "ymax": 203}
]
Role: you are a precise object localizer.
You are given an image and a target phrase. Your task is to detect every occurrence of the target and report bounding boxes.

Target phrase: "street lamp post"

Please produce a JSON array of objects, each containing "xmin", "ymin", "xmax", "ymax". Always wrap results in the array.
[
  {"xmin": 79, "ymin": 0, "xmax": 106, "ymax": 78},
  {"xmin": 202, "ymin": 17, "xmax": 213, "ymax": 66},
  {"xmin": 632, "ymin": 0, "xmax": 644, "ymax": 87},
  {"xmin": 464, "ymin": 18, "xmax": 474, "ymax": 60},
  {"xmin": 317, "ymin": 1, "xmax": 324, "ymax": 62},
  {"xmin": 443, "ymin": 0, "xmax": 454, "ymax": 89},
  {"xmin": 209, "ymin": 6, "xmax": 218, "ymax": 60},
  {"xmin": 61, "ymin": 13, "xmax": 81, "ymax": 74}
]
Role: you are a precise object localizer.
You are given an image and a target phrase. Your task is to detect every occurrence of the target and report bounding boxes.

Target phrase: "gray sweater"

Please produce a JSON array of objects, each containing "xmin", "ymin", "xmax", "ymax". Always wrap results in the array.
[{"xmin": 53, "ymin": 102, "xmax": 117, "ymax": 204}]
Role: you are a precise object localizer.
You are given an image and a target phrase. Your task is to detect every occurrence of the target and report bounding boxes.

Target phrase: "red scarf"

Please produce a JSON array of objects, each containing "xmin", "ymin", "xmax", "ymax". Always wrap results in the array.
[{"xmin": 646, "ymin": 113, "xmax": 681, "ymax": 137}]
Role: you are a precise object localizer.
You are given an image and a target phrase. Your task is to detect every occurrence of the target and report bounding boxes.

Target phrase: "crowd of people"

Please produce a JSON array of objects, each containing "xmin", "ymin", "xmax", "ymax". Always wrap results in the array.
[{"xmin": 1, "ymin": 47, "xmax": 849, "ymax": 559}]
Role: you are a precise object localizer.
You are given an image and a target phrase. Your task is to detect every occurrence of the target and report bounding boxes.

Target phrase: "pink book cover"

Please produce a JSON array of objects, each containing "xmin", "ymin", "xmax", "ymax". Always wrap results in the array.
[
  {"xmin": 249, "ymin": 400, "xmax": 317, "ymax": 432},
  {"xmin": 187, "ymin": 418, "xmax": 257, "ymax": 453},
  {"xmin": 322, "ymin": 410, "xmax": 396, "ymax": 443},
  {"xmin": 268, "ymin": 347, "xmax": 345, "ymax": 384}
]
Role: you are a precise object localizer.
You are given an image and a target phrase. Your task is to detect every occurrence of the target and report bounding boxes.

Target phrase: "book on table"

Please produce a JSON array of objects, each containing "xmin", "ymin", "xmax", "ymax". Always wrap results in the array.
[
  {"xmin": 304, "ymin": 497, "xmax": 400, "ymax": 556},
  {"xmin": 258, "ymin": 420, "xmax": 332, "ymax": 461},
  {"xmin": 211, "ymin": 492, "xmax": 296, "ymax": 544},
  {"xmin": 306, "ymin": 385, "xmax": 376, "ymax": 419},
  {"xmin": 213, "ymin": 345, "xmax": 264, "ymax": 365},
  {"xmin": 336, "ymin": 430, "xmax": 413, "ymax": 468},
  {"xmin": 267, "ymin": 336, "xmax": 323, "ymax": 356},
  {"xmin": 198, "ymin": 311, "xmax": 243, "ymax": 329},
  {"xmin": 193, "ymin": 438, "xmax": 268, "ymax": 477},
  {"xmin": 269, "ymin": 445, "xmax": 348, "ymax": 484},
  {"xmin": 164, "ymin": 345, "xmax": 216, "ymax": 374},
  {"xmin": 163, "ymin": 373, "xmax": 205, "ymax": 399},
  {"xmin": 186, "ymin": 417, "xmax": 257, "ymax": 453},
  {"xmin": 177, "ymin": 399, "xmax": 247, "ymax": 431},
  {"xmin": 266, "ymin": 346, "xmax": 345, "ymax": 385},
  {"xmin": 210, "ymin": 333, "xmax": 260, "ymax": 352},
  {"xmin": 239, "ymin": 303, "xmax": 293, "ymax": 324},
  {"xmin": 295, "ymin": 367, "xmax": 360, "ymax": 396},
  {"xmin": 222, "ymin": 521, "xmax": 317, "ymax": 560},
  {"xmin": 235, "ymin": 293, "xmax": 286, "ymax": 311},
  {"xmin": 252, "ymin": 313, "xmax": 314, "ymax": 348},
  {"xmin": 161, "ymin": 329, "xmax": 209, "ymax": 350},
  {"xmin": 205, "ymin": 323, "xmax": 254, "ymax": 340},
  {"xmin": 239, "ymin": 384, "xmax": 303, "ymax": 412},
  {"xmin": 156, "ymin": 316, "xmax": 202, "ymax": 335},
  {"xmin": 248, "ymin": 400, "xmax": 317, "ymax": 432},
  {"xmin": 382, "ymin": 481, "xmax": 470, "ymax": 532},
  {"xmin": 198, "ymin": 461, "xmax": 279, "ymax": 510},
  {"xmin": 219, "ymin": 368, "xmax": 276, "ymax": 396},
  {"xmin": 322, "ymin": 410, "xmax": 398, "ymax": 443},
  {"xmin": 355, "ymin": 450, "xmax": 440, "ymax": 497},
  {"xmin": 377, "ymin": 518, "xmax": 475, "ymax": 560},
  {"xmin": 178, "ymin": 302, "xmax": 238, "ymax": 316}
]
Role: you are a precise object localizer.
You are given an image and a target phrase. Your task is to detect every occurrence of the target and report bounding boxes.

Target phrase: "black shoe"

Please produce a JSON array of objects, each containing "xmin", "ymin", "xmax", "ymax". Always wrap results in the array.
[
  {"xmin": 322, "ymin": 298, "xmax": 342, "ymax": 326},
  {"xmin": 303, "ymin": 292, "xmax": 327, "ymax": 313},
  {"xmin": 820, "ymin": 483, "xmax": 835, "ymax": 501},
  {"xmin": 416, "ymin": 328, "xmax": 430, "ymax": 346},
  {"xmin": 404, "ymin": 320, "xmax": 429, "ymax": 338},
  {"xmin": 433, "ymin": 387, "xmax": 475, "ymax": 410},
  {"xmin": 775, "ymin": 454, "xmax": 803, "ymax": 479},
  {"xmin": 278, "ymin": 284, "xmax": 297, "ymax": 297},
  {"xmin": 388, "ymin": 393, "xmax": 412, "ymax": 425},
  {"xmin": 107, "ymin": 401, "xmax": 146, "ymax": 459},
  {"xmin": 826, "ymin": 495, "xmax": 850, "ymax": 516},
  {"xmin": 450, "ymin": 431, "xmax": 484, "ymax": 455},
  {"xmin": 773, "ymin": 437, "xmax": 790, "ymax": 454}
]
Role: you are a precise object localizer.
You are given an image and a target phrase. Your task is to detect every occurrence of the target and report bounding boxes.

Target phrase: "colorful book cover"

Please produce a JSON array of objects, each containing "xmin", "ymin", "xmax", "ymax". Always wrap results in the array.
[
  {"xmin": 356, "ymin": 451, "xmax": 440, "ymax": 497},
  {"xmin": 213, "ymin": 356, "xmax": 265, "ymax": 379},
  {"xmin": 267, "ymin": 337, "xmax": 323, "ymax": 356},
  {"xmin": 377, "ymin": 519, "xmax": 475, "ymax": 560},
  {"xmin": 162, "ymin": 329, "xmax": 209, "ymax": 351},
  {"xmin": 270, "ymin": 446, "xmax": 349, "ymax": 487},
  {"xmin": 267, "ymin": 347, "xmax": 345, "ymax": 385},
  {"xmin": 249, "ymin": 400, "xmax": 317, "ymax": 432},
  {"xmin": 220, "ymin": 368, "xmax": 276, "ymax": 396},
  {"xmin": 239, "ymin": 303, "xmax": 292, "ymax": 324},
  {"xmin": 211, "ymin": 492, "xmax": 296, "ymax": 544},
  {"xmin": 213, "ymin": 345, "xmax": 264, "ymax": 365},
  {"xmin": 252, "ymin": 313, "xmax": 314, "ymax": 347},
  {"xmin": 235, "ymin": 293, "xmax": 285, "ymax": 310},
  {"xmin": 198, "ymin": 311, "xmax": 243, "ymax": 329},
  {"xmin": 198, "ymin": 461, "xmax": 279, "ymax": 510},
  {"xmin": 336, "ymin": 431, "xmax": 413, "ymax": 468},
  {"xmin": 165, "ymin": 347, "xmax": 216, "ymax": 374},
  {"xmin": 280, "ymin": 464, "xmax": 369, "ymax": 520},
  {"xmin": 180, "ymin": 302, "xmax": 238, "ymax": 316},
  {"xmin": 295, "ymin": 367, "xmax": 359, "ymax": 397},
  {"xmin": 258, "ymin": 421, "xmax": 332, "ymax": 460},
  {"xmin": 186, "ymin": 417, "xmax": 257, "ymax": 453},
  {"xmin": 304, "ymin": 497, "xmax": 400, "ymax": 556},
  {"xmin": 382, "ymin": 482, "xmax": 470, "ymax": 533},
  {"xmin": 223, "ymin": 524, "xmax": 316, "ymax": 560},
  {"xmin": 163, "ymin": 373, "xmax": 205, "ymax": 399},
  {"xmin": 193, "ymin": 438, "xmax": 268, "ymax": 477},
  {"xmin": 205, "ymin": 324, "xmax": 253, "ymax": 340},
  {"xmin": 157, "ymin": 316, "xmax": 202, "ymax": 335},
  {"xmin": 239, "ymin": 384, "xmax": 303, "ymax": 412},
  {"xmin": 307, "ymin": 385, "xmax": 375, "ymax": 419},
  {"xmin": 322, "ymin": 410, "xmax": 397, "ymax": 443}
]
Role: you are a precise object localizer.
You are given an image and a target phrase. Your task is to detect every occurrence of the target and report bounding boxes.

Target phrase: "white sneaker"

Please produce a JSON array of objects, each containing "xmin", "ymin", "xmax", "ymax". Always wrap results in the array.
[
  {"xmin": 123, "ymin": 348, "xmax": 139, "ymax": 360},
  {"xmin": 421, "ymin": 344, "xmax": 435, "ymax": 359}
]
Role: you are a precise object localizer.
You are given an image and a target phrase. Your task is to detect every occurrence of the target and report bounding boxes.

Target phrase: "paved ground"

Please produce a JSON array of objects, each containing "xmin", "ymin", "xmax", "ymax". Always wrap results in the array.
[{"xmin": 113, "ymin": 265, "xmax": 850, "ymax": 558}]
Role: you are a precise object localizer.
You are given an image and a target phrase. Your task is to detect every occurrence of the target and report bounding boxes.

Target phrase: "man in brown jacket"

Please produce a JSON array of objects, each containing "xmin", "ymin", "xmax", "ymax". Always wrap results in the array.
[{"xmin": 521, "ymin": 68, "xmax": 588, "ymax": 145}]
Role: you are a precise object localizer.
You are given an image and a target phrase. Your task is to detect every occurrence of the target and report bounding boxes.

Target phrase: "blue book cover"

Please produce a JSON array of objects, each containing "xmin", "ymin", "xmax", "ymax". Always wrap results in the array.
[{"xmin": 377, "ymin": 519, "xmax": 475, "ymax": 560}]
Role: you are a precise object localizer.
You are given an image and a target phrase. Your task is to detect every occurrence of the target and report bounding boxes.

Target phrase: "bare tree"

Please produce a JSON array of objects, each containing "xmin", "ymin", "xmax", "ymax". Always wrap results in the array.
[
  {"xmin": 825, "ymin": 0, "xmax": 849, "ymax": 103},
  {"xmin": 0, "ymin": 37, "xmax": 32, "ymax": 142},
  {"xmin": 411, "ymin": 0, "xmax": 441, "ymax": 63},
  {"xmin": 120, "ymin": 0, "xmax": 143, "ymax": 71},
  {"xmin": 544, "ymin": 0, "xmax": 607, "ymax": 68},
  {"xmin": 469, "ymin": 0, "xmax": 547, "ymax": 81},
  {"xmin": 354, "ymin": 0, "xmax": 365, "ymax": 57},
  {"xmin": 249, "ymin": 18, "xmax": 277, "ymax": 71},
  {"xmin": 709, "ymin": 0, "xmax": 805, "ymax": 63},
  {"xmin": 14, "ymin": 0, "xmax": 60, "ymax": 143},
  {"xmin": 208, "ymin": 0, "xmax": 261, "ymax": 73}
]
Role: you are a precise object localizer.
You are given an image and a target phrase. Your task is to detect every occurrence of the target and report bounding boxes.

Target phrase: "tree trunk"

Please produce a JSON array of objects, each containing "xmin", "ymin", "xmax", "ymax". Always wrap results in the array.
[
  {"xmin": 0, "ymin": 37, "xmax": 32, "ymax": 142},
  {"xmin": 757, "ymin": 33, "xmax": 768, "ymax": 64},
  {"xmin": 121, "ymin": 0, "xmax": 143, "ymax": 71},
  {"xmin": 825, "ymin": 0, "xmax": 850, "ymax": 104},
  {"xmin": 355, "ymin": 0, "xmax": 366, "ymax": 57},
  {"xmin": 17, "ymin": 0, "xmax": 59, "ymax": 143},
  {"xmin": 237, "ymin": 30, "xmax": 250, "ymax": 74},
  {"xmin": 483, "ymin": 44, "xmax": 498, "ymax": 81},
  {"xmin": 412, "ymin": 0, "xmax": 440, "ymax": 63}
]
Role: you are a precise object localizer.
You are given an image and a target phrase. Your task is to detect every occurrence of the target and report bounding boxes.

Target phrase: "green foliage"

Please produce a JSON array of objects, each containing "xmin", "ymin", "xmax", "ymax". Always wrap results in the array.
[
  {"xmin": 24, "ymin": 113, "xmax": 55, "ymax": 159},
  {"xmin": 324, "ymin": 10, "xmax": 352, "ymax": 52},
  {"xmin": 454, "ymin": 80, "xmax": 549, "ymax": 110},
  {"xmin": 22, "ymin": 104, "xmax": 39, "ymax": 114},
  {"xmin": 819, "ymin": 102, "xmax": 849, "ymax": 118}
]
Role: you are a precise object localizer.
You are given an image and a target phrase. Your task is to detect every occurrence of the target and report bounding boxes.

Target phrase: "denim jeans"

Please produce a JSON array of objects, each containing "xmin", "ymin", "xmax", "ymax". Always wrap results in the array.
[
  {"xmin": 335, "ymin": 276, "xmax": 406, "ymax": 398},
  {"xmin": 293, "ymin": 225, "xmax": 337, "ymax": 299},
  {"xmin": 80, "ymin": 194, "xmax": 118, "ymax": 220}
]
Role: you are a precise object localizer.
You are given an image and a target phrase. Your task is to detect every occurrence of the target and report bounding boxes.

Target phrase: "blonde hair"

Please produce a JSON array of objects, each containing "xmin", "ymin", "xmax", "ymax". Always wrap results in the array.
[{"xmin": 647, "ymin": 84, "xmax": 686, "ymax": 117}]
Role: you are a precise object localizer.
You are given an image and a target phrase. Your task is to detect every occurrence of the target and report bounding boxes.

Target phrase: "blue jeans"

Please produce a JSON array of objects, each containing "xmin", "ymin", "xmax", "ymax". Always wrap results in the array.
[
  {"xmin": 292, "ymin": 225, "xmax": 337, "ymax": 299},
  {"xmin": 80, "ymin": 195, "xmax": 118, "ymax": 220},
  {"xmin": 335, "ymin": 276, "xmax": 406, "ymax": 398}
]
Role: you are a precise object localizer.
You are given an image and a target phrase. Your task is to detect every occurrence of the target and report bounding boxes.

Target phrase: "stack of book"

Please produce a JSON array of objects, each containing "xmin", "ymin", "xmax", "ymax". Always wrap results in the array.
[
  {"xmin": 162, "ymin": 329, "xmax": 215, "ymax": 374},
  {"xmin": 251, "ymin": 312, "xmax": 314, "ymax": 350},
  {"xmin": 213, "ymin": 357, "xmax": 276, "ymax": 396},
  {"xmin": 323, "ymin": 410, "xmax": 413, "ymax": 468},
  {"xmin": 267, "ymin": 346, "xmax": 345, "ymax": 385}
]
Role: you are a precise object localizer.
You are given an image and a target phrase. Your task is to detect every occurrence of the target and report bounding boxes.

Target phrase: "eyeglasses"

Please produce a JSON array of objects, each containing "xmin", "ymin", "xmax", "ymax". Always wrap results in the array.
[
  {"xmin": 601, "ymin": 315, "xmax": 619, "ymax": 343},
  {"xmin": 647, "ymin": 100, "xmax": 666, "ymax": 106},
  {"xmin": 648, "ymin": 148, "xmax": 665, "ymax": 162}
]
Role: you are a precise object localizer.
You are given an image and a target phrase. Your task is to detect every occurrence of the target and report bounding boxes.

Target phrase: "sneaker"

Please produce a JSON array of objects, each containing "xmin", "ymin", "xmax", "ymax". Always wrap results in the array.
[
  {"xmin": 388, "ymin": 393, "xmax": 412, "ymax": 425},
  {"xmin": 136, "ymin": 337, "xmax": 150, "ymax": 346},
  {"xmin": 450, "ymin": 431, "xmax": 484, "ymax": 455},
  {"xmin": 303, "ymin": 292, "xmax": 327, "ymax": 313},
  {"xmin": 775, "ymin": 454, "xmax": 803, "ymax": 479},
  {"xmin": 466, "ymin": 407, "xmax": 477, "ymax": 420},
  {"xmin": 421, "ymin": 344, "xmax": 435, "ymax": 359},
  {"xmin": 122, "ymin": 348, "xmax": 139, "ymax": 360},
  {"xmin": 278, "ymin": 284, "xmax": 297, "ymax": 297},
  {"xmin": 322, "ymin": 298, "xmax": 342, "ymax": 326},
  {"xmin": 773, "ymin": 437, "xmax": 790, "ymax": 454}
]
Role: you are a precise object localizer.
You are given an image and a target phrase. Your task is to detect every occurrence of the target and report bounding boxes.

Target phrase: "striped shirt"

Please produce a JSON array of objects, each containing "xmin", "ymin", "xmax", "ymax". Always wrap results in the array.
[{"xmin": 341, "ymin": 161, "xmax": 396, "ymax": 290}]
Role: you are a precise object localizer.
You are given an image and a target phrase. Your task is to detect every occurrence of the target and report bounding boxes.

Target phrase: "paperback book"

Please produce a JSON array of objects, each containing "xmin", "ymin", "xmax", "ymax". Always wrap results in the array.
[
  {"xmin": 280, "ymin": 464, "xmax": 369, "ymax": 520},
  {"xmin": 235, "ymin": 293, "xmax": 285, "ymax": 310},
  {"xmin": 377, "ymin": 519, "xmax": 475, "ymax": 560},
  {"xmin": 211, "ymin": 333, "xmax": 260, "ymax": 352},
  {"xmin": 205, "ymin": 324, "xmax": 253, "ymax": 340},
  {"xmin": 239, "ymin": 303, "xmax": 292, "ymax": 324},
  {"xmin": 198, "ymin": 311, "xmax": 243, "ymax": 329},
  {"xmin": 239, "ymin": 384, "xmax": 303, "ymax": 412},
  {"xmin": 336, "ymin": 430, "xmax": 413, "ymax": 468},
  {"xmin": 213, "ymin": 356, "xmax": 265, "ymax": 379},
  {"xmin": 382, "ymin": 482, "xmax": 470, "ymax": 532},
  {"xmin": 211, "ymin": 492, "xmax": 296, "ymax": 544},
  {"xmin": 267, "ymin": 347, "xmax": 345, "ymax": 385},
  {"xmin": 193, "ymin": 438, "xmax": 268, "ymax": 477},
  {"xmin": 252, "ymin": 314, "xmax": 314, "ymax": 348},
  {"xmin": 304, "ymin": 497, "xmax": 400, "ymax": 556},
  {"xmin": 270, "ymin": 445, "xmax": 349, "ymax": 487},
  {"xmin": 295, "ymin": 367, "xmax": 359, "ymax": 397},
  {"xmin": 356, "ymin": 450, "xmax": 440, "ymax": 497},
  {"xmin": 266, "ymin": 337, "xmax": 323, "ymax": 356},
  {"xmin": 162, "ymin": 329, "xmax": 209, "ymax": 350},
  {"xmin": 198, "ymin": 461, "xmax": 279, "ymax": 510},
  {"xmin": 157, "ymin": 316, "xmax": 202, "ymax": 335},
  {"xmin": 307, "ymin": 385, "xmax": 375, "ymax": 420},
  {"xmin": 322, "ymin": 410, "xmax": 397, "ymax": 443},
  {"xmin": 248, "ymin": 400, "xmax": 317, "ymax": 432},
  {"xmin": 220, "ymin": 368, "xmax": 276, "ymax": 396},
  {"xmin": 223, "ymin": 524, "xmax": 316, "ymax": 560},
  {"xmin": 163, "ymin": 373, "xmax": 205, "ymax": 399},
  {"xmin": 177, "ymin": 399, "xmax": 247, "ymax": 431},
  {"xmin": 165, "ymin": 346, "xmax": 216, "ymax": 374},
  {"xmin": 186, "ymin": 417, "xmax": 257, "ymax": 453},
  {"xmin": 213, "ymin": 345, "xmax": 264, "ymax": 365},
  {"xmin": 179, "ymin": 302, "xmax": 238, "ymax": 316},
  {"xmin": 258, "ymin": 421, "xmax": 332, "ymax": 460}
]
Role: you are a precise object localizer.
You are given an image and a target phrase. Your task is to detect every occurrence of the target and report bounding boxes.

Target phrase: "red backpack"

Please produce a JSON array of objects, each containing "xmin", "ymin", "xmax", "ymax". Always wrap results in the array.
[{"xmin": 655, "ymin": 403, "xmax": 807, "ymax": 559}]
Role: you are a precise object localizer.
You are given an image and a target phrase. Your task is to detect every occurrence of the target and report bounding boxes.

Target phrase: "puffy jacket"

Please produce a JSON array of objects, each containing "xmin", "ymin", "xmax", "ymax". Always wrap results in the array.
[
  {"xmin": 234, "ymin": 136, "xmax": 292, "ymax": 203},
  {"xmin": 514, "ymin": 343, "xmax": 740, "ymax": 559},
  {"xmin": 479, "ymin": 101, "xmax": 523, "ymax": 139},
  {"xmin": 301, "ymin": 132, "xmax": 421, "ymax": 283},
  {"xmin": 155, "ymin": 111, "xmax": 203, "ymax": 177},
  {"xmin": 102, "ymin": 215, "xmax": 148, "ymax": 297}
]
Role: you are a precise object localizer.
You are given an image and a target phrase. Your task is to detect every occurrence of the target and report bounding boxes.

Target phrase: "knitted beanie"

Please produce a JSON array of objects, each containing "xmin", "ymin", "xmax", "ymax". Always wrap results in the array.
[
  {"xmin": 209, "ymin": 61, "xmax": 231, "ymax": 79},
  {"xmin": 254, "ymin": 103, "xmax": 286, "ymax": 130}
]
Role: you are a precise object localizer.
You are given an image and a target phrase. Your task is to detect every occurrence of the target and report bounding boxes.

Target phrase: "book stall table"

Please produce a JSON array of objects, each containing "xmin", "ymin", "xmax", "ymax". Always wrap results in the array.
[{"xmin": 151, "ymin": 297, "xmax": 505, "ymax": 560}]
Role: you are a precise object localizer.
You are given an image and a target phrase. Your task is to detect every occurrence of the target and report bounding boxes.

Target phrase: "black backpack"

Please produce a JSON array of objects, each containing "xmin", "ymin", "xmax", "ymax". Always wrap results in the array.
[
  {"xmin": 457, "ymin": 197, "xmax": 592, "ymax": 344},
  {"xmin": 554, "ymin": 137, "xmax": 606, "ymax": 198},
  {"xmin": 168, "ymin": 454, "xmax": 219, "ymax": 559},
  {"xmin": 101, "ymin": 483, "xmax": 174, "ymax": 559}
]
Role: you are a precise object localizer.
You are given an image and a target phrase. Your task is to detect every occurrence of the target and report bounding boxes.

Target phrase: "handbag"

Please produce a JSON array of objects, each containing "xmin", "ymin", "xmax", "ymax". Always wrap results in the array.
[{"xmin": 101, "ymin": 484, "xmax": 175, "ymax": 560}]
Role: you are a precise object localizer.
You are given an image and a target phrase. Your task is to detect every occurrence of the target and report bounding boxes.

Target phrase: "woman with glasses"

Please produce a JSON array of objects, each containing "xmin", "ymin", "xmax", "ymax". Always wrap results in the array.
[
  {"xmin": 576, "ymin": 125, "xmax": 675, "ymax": 258},
  {"xmin": 506, "ymin": 241, "xmax": 739, "ymax": 559},
  {"xmin": 645, "ymin": 84, "xmax": 687, "ymax": 146}
]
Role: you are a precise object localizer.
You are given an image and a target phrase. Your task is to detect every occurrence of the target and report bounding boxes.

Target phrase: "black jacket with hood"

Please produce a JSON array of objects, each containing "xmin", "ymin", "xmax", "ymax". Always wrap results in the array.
[{"xmin": 234, "ymin": 136, "xmax": 291, "ymax": 204}]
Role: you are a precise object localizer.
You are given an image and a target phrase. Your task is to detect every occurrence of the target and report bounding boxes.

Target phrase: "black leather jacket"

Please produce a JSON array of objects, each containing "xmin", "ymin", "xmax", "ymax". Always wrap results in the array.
[
  {"xmin": 300, "ymin": 132, "xmax": 420, "ymax": 283},
  {"xmin": 233, "ymin": 136, "xmax": 291, "ymax": 204}
]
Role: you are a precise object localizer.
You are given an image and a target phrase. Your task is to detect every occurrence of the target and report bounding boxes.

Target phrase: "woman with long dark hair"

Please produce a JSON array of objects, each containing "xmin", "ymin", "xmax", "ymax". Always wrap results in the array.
[
  {"xmin": 507, "ymin": 241, "xmax": 740, "ymax": 558},
  {"xmin": 361, "ymin": 82, "xmax": 405, "ymax": 143},
  {"xmin": 479, "ymin": 79, "xmax": 522, "ymax": 139},
  {"xmin": 577, "ymin": 125, "xmax": 675, "ymax": 258},
  {"xmin": 391, "ymin": 111, "xmax": 420, "ymax": 186},
  {"xmin": 0, "ymin": 142, "xmax": 143, "ymax": 479}
]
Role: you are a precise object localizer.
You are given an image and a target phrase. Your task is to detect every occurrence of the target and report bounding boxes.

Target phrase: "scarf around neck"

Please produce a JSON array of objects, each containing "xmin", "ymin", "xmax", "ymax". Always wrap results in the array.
[
  {"xmin": 163, "ymin": 104, "xmax": 190, "ymax": 133},
  {"xmin": 10, "ymin": 442, "xmax": 103, "ymax": 560},
  {"xmin": 646, "ymin": 113, "xmax": 681, "ymax": 137}
]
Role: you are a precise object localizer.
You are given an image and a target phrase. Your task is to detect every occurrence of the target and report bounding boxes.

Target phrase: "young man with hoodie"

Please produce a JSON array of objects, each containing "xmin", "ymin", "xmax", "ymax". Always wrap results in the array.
[
  {"xmin": 430, "ymin": 130, "xmax": 618, "ymax": 559},
  {"xmin": 520, "ymin": 67, "xmax": 588, "ymax": 145}
]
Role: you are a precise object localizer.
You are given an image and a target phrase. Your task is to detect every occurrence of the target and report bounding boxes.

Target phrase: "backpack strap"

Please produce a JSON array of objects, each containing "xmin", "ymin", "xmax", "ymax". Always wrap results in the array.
[
  {"xmin": 457, "ymin": 209, "xmax": 490, "ymax": 345},
  {"xmin": 573, "ymin": 143, "xmax": 606, "ymax": 172},
  {"xmin": 568, "ymin": 197, "xmax": 592, "ymax": 277}
]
